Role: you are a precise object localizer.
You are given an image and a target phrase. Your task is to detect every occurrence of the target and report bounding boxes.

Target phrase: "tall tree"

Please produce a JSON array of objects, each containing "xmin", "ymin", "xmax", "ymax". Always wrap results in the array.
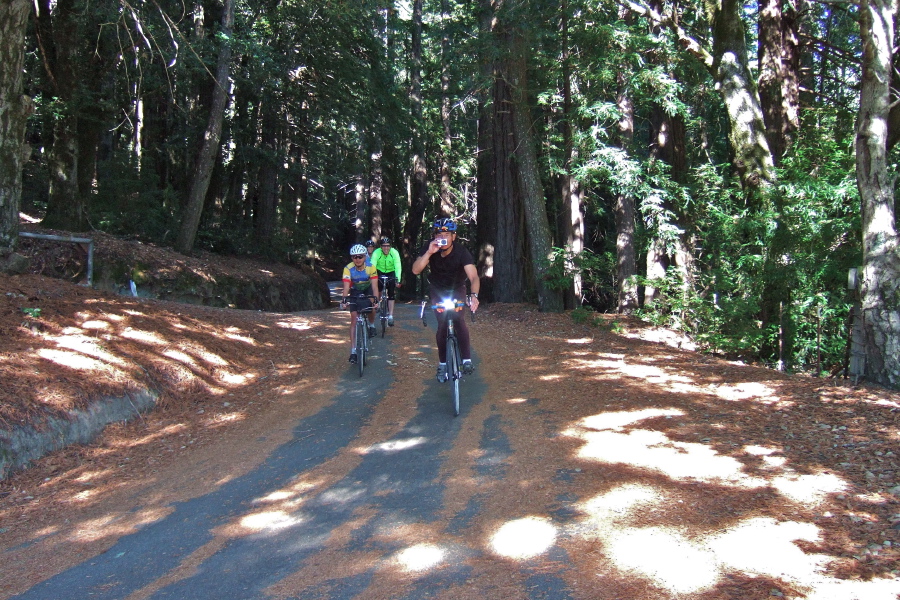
[
  {"xmin": 614, "ymin": 12, "xmax": 639, "ymax": 313},
  {"xmin": 401, "ymin": 0, "xmax": 428, "ymax": 292},
  {"xmin": 176, "ymin": 0, "xmax": 235, "ymax": 254},
  {"xmin": 0, "ymin": 0, "xmax": 32, "ymax": 258},
  {"xmin": 559, "ymin": 0, "xmax": 585, "ymax": 309},
  {"xmin": 38, "ymin": 0, "xmax": 89, "ymax": 231},
  {"xmin": 507, "ymin": 18, "xmax": 564, "ymax": 312},
  {"xmin": 856, "ymin": 0, "xmax": 900, "ymax": 387}
]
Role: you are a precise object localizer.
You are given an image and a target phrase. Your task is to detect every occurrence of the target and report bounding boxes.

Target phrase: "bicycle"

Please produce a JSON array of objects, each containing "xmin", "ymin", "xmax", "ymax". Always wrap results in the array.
[
  {"xmin": 421, "ymin": 296, "xmax": 474, "ymax": 416},
  {"xmin": 377, "ymin": 275, "xmax": 393, "ymax": 337},
  {"xmin": 345, "ymin": 295, "xmax": 376, "ymax": 377}
]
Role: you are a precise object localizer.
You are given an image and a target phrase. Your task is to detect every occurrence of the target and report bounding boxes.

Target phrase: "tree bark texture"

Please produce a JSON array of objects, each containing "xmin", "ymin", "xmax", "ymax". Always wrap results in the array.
[
  {"xmin": 39, "ymin": 0, "xmax": 88, "ymax": 231},
  {"xmin": 0, "ymin": 0, "xmax": 32, "ymax": 254},
  {"xmin": 508, "ymin": 29, "xmax": 563, "ymax": 313},
  {"xmin": 255, "ymin": 103, "xmax": 279, "ymax": 244},
  {"xmin": 709, "ymin": 0, "xmax": 776, "ymax": 193},
  {"xmin": 176, "ymin": 0, "xmax": 235, "ymax": 254},
  {"xmin": 402, "ymin": 0, "xmax": 427, "ymax": 295},
  {"xmin": 856, "ymin": 0, "xmax": 900, "ymax": 388},
  {"xmin": 758, "ymin": 0, "xmax": 800, "ymax": 165},
  {"xmin": 560, "ymin": 0, "xmax": 584, "ymax": 309},
  {"xmin": 615, "ymin": 68, "xmax": 639, "ymax": 313},
  {"xmin": 439, "ymin": 0, "xmax": 454, "ymax": 218}
]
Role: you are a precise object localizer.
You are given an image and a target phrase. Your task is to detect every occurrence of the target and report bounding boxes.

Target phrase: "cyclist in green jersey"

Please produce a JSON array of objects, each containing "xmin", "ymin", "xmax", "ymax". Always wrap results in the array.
[{"xmin": 370, "ymin": 236, "xmax": 402, "ymax": 325}]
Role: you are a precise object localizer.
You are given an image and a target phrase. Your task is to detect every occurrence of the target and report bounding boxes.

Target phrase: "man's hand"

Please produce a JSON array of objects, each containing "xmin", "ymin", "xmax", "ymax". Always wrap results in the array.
[{"xmin": 469, "ymin": 295, "xmax": 480, "ymax": 313}]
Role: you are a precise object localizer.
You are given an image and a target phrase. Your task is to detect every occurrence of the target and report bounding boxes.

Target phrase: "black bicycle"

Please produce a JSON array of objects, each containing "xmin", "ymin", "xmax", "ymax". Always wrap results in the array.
[
  {"xmin": 346, "ymin": 295, "xmax": 376, "ymax": 377},
  {"xmin": 377, "ymin": 275, "xmax": 392, "ymax": 337},
  {"xmin": 421, "ymin": 296, "xmax": 473, "ymax": 416}
]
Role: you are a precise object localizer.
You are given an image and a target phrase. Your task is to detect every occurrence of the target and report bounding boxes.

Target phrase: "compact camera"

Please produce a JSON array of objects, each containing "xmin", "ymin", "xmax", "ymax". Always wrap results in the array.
[{"xmin": 436, "ymin": 238, "xmax": 449, "ymax": 247}]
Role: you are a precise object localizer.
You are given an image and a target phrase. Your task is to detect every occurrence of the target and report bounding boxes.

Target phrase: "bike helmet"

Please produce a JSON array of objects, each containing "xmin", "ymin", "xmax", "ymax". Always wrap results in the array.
[
  {"xmin": 364, "ymin": 240, "xmax": 375, "ymax": 247},
  {"xmin": 380, "ymin": 236, "xmax": 391, "ymax": 245},
  {"xmin": 350, "ymin": 244, "xmax": 367, "ymax": 256},
  {"xmin": 432, "ymin": 218, "xmax": 457, "ymax": 232}
]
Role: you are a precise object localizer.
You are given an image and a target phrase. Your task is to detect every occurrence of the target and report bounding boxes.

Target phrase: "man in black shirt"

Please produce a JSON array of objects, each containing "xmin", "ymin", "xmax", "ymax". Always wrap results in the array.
[{"xmin": 412, "ymin": 218, "xmax": 480, "ymax": 382}]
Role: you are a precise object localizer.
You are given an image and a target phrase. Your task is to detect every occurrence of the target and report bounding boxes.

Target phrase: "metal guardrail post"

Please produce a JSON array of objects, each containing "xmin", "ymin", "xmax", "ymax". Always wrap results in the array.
[{"xmin": 18, "ymin": 232, "xmax": 94, "ymax": 287}]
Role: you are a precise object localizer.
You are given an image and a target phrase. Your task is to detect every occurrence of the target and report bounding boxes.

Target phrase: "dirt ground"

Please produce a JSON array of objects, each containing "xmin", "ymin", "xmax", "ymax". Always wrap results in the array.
[{"xmin": 1, "ymin": 242, "xmax": 900, "ymax": 599}]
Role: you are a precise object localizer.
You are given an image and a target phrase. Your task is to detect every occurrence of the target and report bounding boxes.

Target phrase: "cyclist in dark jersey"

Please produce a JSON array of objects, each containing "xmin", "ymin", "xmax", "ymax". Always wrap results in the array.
[{"xmin": 411, "ymin": 218, "xmax": 480, "ymax": 382}]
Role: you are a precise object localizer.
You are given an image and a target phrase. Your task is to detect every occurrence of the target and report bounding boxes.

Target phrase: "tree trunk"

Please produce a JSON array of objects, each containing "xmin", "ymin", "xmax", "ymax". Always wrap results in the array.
[
  {"xmin": 709, "ymin": 0, "xmax": 776, "ymax": 194},
  {"xmin": 176, "ymin": 0, "xmax": 235, "ymax": 254},
  {"xmin": 856, "ymin": 0, "xmax": 900, "ymax": 388},
  {"xmin": 401, "ymin": 0, "xmax": 427, "ymax": 295},
  {"xmin": 438, "ymin": 0, "xmax": 454, "ymax": 218},
  {"xmin": 40, "ymin": 0, "xmax": 88, "ymax": 231},
  {"xmin": 369, "ymin": 148, "xmax": 384, "ymax": 241},
  {"xmin": 615, "ymin": 68, "xmax": 639, "ymax": 313},
  {"xmin": 0, "ymin": 0, "xmax": 32, "ymax": 255},
  {"xmin": 560, "ymin": 0, "xmax": 584, "ymax": 309},
  {"xmin": 508, "ymin": 29, "xmax": 563, "ymax": 313},
  {"xmin": 758, "ymin": 0, "xmax": 800, "ymax": 165},
  {"xmin": 255, "ymin": 102, "xmax": 279, "ymax": 245}
]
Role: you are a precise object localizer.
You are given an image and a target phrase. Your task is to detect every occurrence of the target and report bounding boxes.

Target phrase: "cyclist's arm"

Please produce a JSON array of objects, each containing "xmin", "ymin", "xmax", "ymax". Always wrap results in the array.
[
  {"xmin": 391, "ymin": 249, "xmax": 402, "ymax": 282},
  {"xmin": 464, "ymin": 263, "xmax": 480, "ymax": 311},
  {"xmin": 412, "ymin": 243, "xmax": 440, "ymax": 275}
]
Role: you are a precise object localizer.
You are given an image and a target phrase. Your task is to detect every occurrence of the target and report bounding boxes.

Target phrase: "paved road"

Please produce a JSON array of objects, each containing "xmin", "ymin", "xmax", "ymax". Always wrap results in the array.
[{"xmin": 12, "ymin": 293, "xmax": 538, "ymax": 600}]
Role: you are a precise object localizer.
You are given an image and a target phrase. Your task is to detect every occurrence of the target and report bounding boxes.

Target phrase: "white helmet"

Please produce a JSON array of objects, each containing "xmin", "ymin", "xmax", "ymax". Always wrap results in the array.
[{"xmin": 350, "ymin": 244, "xmax": 367, "ymax": 256}]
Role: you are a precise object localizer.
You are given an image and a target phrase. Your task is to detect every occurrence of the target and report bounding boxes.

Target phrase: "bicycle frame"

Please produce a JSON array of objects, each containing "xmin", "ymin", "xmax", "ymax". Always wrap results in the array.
[{"xmin": 421, "ymin": 297, "xmax": 470, "ymax": 415}]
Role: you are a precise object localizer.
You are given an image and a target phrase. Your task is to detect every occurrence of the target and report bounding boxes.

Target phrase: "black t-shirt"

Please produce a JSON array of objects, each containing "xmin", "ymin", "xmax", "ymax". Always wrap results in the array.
[{"xmin": 420, "ymin": 242, "xmax": 474, "ymax": 292}]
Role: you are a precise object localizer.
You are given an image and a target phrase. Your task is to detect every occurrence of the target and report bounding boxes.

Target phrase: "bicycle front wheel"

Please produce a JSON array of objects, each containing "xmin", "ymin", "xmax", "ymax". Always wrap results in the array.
[
  {"xmin": 356, "ymin": 319, "xmax": 366, "ymax": 377},
  {"xmin": 447, "ymin": 336, "xmax": 460, "ymax": 416},
  {"xmin": 381, "ymin": 303, "xmax": 387, "ymax": 337}
]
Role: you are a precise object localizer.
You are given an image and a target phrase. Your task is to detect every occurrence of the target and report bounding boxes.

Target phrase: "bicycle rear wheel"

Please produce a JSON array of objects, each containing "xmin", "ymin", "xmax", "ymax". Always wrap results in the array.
[
  {"xmin": 380, "ymin": 301, "xmax": 387, "ymax": 337},
  {"xmin": 356, "ymin": 319, "xmax": 366, "ymax": 377},
  {"xmin": 447, "ymin": 336, "xmax": 460, "ymax": 416}
]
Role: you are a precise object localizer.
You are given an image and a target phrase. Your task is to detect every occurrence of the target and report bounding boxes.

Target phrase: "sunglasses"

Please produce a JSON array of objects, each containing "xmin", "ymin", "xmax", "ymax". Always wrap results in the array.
[{"xmin": 352, "ymin": 255, "xmax": 365, "ymax": 259}]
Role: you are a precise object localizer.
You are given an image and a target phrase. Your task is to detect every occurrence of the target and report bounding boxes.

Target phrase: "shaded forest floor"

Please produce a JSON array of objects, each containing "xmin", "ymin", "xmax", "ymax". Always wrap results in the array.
[{"xmin": 1, "ymin": 238, "xmax": 899, "ymax": 599}]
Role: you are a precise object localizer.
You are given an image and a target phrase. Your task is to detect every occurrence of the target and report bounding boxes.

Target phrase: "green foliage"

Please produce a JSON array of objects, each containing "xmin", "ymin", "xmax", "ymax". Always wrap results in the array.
[{"xmin": 21, "ymin": 308, "xmax": 42, "ymax": 318}]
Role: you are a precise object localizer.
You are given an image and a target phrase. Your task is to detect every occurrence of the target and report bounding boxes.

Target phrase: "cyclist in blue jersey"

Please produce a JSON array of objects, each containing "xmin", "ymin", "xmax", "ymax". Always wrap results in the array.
[
  {"xmin": 370, "ymin": 236, "xmax": 402, "ymax": 326},
  {"xmin": 411, "ymin": 218, "xmax": 480, "ymax": 381},
  {"xmin": 341, "ymin": 244, "xmax": 380, "ymax": 364},
  {"xmin": 364, "ymin": 240, "xmax": 376, "ymax": 267}
]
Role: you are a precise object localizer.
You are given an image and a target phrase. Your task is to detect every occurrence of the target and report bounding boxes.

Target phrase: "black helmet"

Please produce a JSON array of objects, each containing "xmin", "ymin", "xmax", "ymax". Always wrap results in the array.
[
  {"xmin": 364, "ymin": 240, "xmax": 375, "ymax": 247},
  {"xmin": 432, "ymin": 218, "xmax": 457, "ymax": 232},
  {"xmin": 380, "ymin": 237, "xmax": 391, "ymax": 245}
]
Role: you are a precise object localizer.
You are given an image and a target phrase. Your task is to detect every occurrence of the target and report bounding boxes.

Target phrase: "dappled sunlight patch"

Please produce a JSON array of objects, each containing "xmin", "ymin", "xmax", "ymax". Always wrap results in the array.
[
  {"xmin": 276, "ymin": 320, "xmax": 313, "ymax": 332},
  {"xmin": 607, "ymin": 526, "xmax": 720, "ymax": 594},
  {"xmin": 357, "ymin": 437, "xmax": 428, "ymax": 454},
  {"xmin": 120, "ymin": 328, "xmax": 167, "ymax": 345},
  {"xmin": 566, "ymin": 338, "xmax": 593, "ymax": 344},
  {"xmin": 162, "ymin": 349, "xmax": 198, "ymax": 367},
  {"xmin": 581, "ymin": 408, "xmax": 684, "ymax": 431},
  {"xmin": 505, "ymin": 397, "xmax": 529, "ymax": 404},
  {"xmin": 37, "ymin": 349, "xmax": 123, "ymax": 375},
  {"xmin": 68, "ymin": 507, "xmax": 171, "ymax": 543},
  {"xmin": 239, "ymin": 510, "xmax": 304, "ymax": 533},
  {"xmin": 79, "ymin": 319, "xmax": 111, "ymax": 330},
  {"xmin": 219, "ymin": 371, "xmax": 254, "ymax": 385},
  {"xmin": 770, "ymin": 472, "xmax": 847, "ymax": 504},
  {"xmin": 394, "ymin": 543, "xmax": 446, "ymax": 572},
  {"xmin": 489, "ymin": 516, "xmax": 557, "ymax": 560},
  {"xmin": 50, "ymin": 335, "xmax": 127, "ymax": 366},
  {"xmin": 566, "ymin": 409, "xmax": 852, "ymax": 504},
  {"xmin": 711, "ymin": 382, "xmax": 779, "ymax": 403},
  {"xmin": 575, "ymin": 485, "xmax": 900, "ymax": 599}
]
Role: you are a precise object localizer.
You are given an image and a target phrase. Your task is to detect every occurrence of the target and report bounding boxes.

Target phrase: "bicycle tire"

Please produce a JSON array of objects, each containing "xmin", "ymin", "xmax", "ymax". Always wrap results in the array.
[
  {"xmin": 356, "ymin": 319, "xmax": 365, "ymax": 377},
  {"xmin": 447, "ymin": 335, "xmax": 460, "ymax": 416},
  {"xmin": 381, "ymin": 301, "xmax": 387, "ymax": 338}
]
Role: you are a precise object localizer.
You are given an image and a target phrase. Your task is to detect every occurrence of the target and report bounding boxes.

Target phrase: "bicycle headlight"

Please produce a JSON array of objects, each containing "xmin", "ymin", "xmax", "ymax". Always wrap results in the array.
[{"xmin": 440, "ymin": 299, "xmax": 456, "ymax": 311}]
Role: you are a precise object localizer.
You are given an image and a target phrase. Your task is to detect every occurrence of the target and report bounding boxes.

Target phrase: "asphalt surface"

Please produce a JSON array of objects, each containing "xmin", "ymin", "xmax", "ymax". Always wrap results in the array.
[{"xmin": 11, "ymin": 289, "xmax": 519, "ymax": 600}]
